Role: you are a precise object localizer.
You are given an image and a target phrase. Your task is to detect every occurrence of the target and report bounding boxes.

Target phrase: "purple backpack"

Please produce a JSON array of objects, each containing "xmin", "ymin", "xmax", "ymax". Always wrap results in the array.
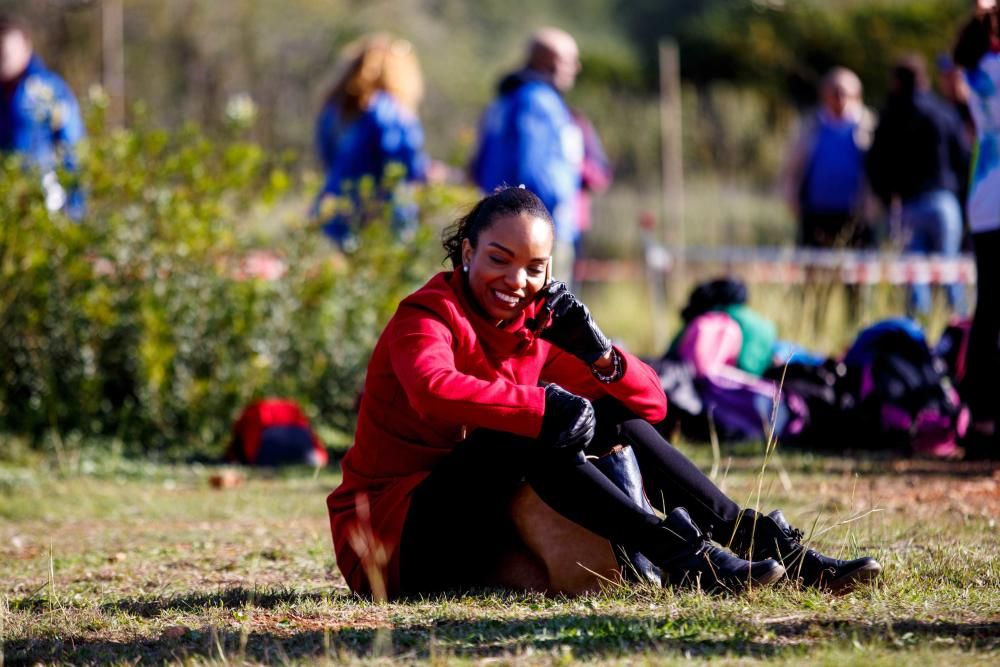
[{"xmin": 844, "ymin": 319, "xmax": 967, "ymax": 457}]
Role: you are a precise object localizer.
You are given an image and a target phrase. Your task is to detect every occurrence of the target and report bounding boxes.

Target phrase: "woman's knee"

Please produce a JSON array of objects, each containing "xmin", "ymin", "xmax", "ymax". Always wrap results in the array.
[
  {"xmin": 616, "ymin": 418, "xmax": 670, "ymax": 450},
  {"xmin": 583, "ymin": 416, "xmax": 669, "ymax": 458}
]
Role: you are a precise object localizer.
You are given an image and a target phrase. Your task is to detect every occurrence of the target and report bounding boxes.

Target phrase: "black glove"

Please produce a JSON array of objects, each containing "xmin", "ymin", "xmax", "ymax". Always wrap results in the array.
[
  {"xmin": 538, "ymin": 383, "xmax": 596, "ymax": 452},
  {"xmin": 534, "ymin": 282, "xmax": 612, "ymax": 364}
]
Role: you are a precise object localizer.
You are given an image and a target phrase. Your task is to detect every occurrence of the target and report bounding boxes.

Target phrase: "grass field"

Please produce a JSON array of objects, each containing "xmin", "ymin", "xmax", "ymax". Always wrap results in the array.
[
  {"xmin": 2, "ymin": 446, "xmax": 998, "ymax": 665},
  {"xmin": 2, "ymin": 182, "xmax": 991, "ymax": 664}
]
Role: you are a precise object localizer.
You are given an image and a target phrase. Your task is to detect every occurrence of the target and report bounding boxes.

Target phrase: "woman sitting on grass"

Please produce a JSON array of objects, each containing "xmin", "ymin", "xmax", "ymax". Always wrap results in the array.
[{"xmin": 326, "ymin": 186, "xmax": 881, "ymax": 600}]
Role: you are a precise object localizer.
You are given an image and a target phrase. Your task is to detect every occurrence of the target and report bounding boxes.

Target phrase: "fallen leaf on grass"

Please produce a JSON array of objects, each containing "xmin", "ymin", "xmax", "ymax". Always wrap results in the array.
[{"xmin": 209, "ymin": 471, "xmax": 245, "ymax": 489}]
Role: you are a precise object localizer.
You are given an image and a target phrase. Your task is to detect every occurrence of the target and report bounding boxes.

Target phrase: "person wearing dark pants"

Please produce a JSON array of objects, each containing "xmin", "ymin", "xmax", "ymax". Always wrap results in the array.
[
  {"xmin": 327, "ymin": 187, "xmax": 881, "ymax": 600},
  {"xmin": 866, "ymin": 54, "xmax": 972, "ymax": 316},
  {"xmin": 401, "ymin": 398, "xmax": 878, "ymax": 595},
  {"xmin": 961, "ymin": 230, "xmax": 1000, "ymax": 458},
  {"xmin": 399, "ymin": 398, "xmax": 753, "ymax": 594},
  {"xmin": 954, "ymin": 5, "xmax": 1000, "ymax": 459}
]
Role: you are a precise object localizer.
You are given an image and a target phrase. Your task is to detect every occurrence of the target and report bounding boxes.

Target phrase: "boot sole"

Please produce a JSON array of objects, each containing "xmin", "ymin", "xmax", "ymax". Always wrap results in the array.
[
  {"xmin": 715, "ymin": 562, "xmax": 785, "ymax": 594},
  {"xmin": 751, "ymin": 562, "xmax": 786, "ymax": 587},
  {"xmin": 827, "ymin": 560, "xmax": 882, "ymax": 593}
]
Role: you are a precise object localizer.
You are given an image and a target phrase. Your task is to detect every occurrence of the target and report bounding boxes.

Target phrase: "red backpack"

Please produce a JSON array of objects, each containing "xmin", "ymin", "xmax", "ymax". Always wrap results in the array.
[{"xmin": 225, "ymin": 399, "xmax": 328, "ymax": 467}]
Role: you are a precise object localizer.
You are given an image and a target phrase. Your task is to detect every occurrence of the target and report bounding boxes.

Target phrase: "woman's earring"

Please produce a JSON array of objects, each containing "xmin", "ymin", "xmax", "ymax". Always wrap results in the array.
[{"xmin": 463, "ymin": 265, "xmax": 469, "ymax": 273}]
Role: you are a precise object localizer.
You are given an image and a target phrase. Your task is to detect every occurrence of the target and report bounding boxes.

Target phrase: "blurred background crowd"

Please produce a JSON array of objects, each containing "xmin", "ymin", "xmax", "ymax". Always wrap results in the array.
[
  {"xmin": 2, "ymin": 0, "xmax": 998, "ymax": 460},
  {"xmin": 3, "ymin": 0, "xmax": 985, "ymax": 239}
]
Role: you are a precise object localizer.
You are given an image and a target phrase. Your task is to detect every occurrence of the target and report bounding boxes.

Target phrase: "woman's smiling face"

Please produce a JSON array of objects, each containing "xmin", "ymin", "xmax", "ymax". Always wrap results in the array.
[{"xmin": 461, "ymin": 212, "xmax": 553, "ymax": 323}]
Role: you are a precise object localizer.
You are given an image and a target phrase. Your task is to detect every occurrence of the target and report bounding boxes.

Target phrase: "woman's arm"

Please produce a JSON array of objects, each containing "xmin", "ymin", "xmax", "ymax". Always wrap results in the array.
[
  {"xmin": 541, "ymin": 345, "xmax": 667, "ymax": 424},
  {"xmin": 316, "ymin": 105, "xmax": 338, "ymax": 171},
  {"xmin": 388, "ymin": 309, "xmax": 546, "ymax": 437},
  {"xmin": 532, "ymin": 283, "xmax": 666, "ymax": 423}
]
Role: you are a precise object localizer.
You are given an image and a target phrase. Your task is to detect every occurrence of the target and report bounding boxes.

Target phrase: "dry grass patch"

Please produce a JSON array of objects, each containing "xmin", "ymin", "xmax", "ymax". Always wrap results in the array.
[{"xmin": 1, "ymin": 452, "xmax": 998, "ymax": 665}]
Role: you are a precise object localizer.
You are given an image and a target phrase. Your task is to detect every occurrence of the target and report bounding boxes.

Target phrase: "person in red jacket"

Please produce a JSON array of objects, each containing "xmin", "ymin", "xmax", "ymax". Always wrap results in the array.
[{"xmin": 327, "ymin": 186, "xmax": 881, "ymax": 600}]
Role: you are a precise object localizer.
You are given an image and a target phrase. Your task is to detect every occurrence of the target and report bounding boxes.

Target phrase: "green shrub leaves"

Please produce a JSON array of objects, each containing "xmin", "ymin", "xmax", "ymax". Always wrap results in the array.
[{"xmin": 0, "ymin": 109, "xmax": 466, "ymax": 457}]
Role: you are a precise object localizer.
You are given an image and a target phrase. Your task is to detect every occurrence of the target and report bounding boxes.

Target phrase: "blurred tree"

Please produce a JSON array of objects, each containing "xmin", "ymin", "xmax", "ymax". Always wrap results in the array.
[{"xmin": 617, "ymin": 0, "xmax": 970, "ymax": 106}]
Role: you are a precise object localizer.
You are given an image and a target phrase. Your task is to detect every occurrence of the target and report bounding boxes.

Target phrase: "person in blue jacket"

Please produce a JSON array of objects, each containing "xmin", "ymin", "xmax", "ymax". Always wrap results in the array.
[
  {"xmin": 314, "ymin": 34, "xmax": 429, "ymax": 249},
  {"xmin": 470, "ymin": 27, "xmax": 583, "ymax": 280},
  {"xmin": 779, "ymin": 67, "xmax": 876, "ymax": 249},
  {"xmin": 0, "ymin": 16, "xmax": 84, "ymax": 220}
]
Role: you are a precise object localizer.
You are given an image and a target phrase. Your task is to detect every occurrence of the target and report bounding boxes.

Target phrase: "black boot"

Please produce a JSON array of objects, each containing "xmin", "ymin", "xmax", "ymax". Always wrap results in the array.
[
  {"xmin": 591, "ymin": 445, "xmax": 663, "ymax": 586},
  {"xmin": 646, "ymin": 507, "xmax": 785, "ymax": 593},
  {"xmin": 729, "ymin": 509, "xmax": 882, "ymax": 592}
]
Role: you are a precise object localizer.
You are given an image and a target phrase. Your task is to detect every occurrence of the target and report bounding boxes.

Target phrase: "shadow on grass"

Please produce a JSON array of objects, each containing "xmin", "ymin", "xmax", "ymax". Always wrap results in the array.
[
  {"xmin": 7, "ymin": 614, "xmax": 999, "ymax": 664},
  {"xmin": 10, "ymin": 587, "xmax": 333, "ymax": 616},
  {"xmin": 767, "ymin": 619, "xmax": 1000, "ymax": 644},
  {"xmin": 99, "ymin": 587, "xmax": 335, "ymax": 618},
  {"xmin": 857, "ymin": 458, "xmax": 1000, "ymax": 478},
  {"xmin": 709, "ymin": 446, "xmax": 1000, "ymax": 478}
]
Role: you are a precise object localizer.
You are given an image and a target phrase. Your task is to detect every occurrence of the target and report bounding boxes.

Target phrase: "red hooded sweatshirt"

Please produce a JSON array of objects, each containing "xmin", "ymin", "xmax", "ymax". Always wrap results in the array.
[{"xmin": 326, "ymin": 270, "xmax": 667, "ymax": 597}]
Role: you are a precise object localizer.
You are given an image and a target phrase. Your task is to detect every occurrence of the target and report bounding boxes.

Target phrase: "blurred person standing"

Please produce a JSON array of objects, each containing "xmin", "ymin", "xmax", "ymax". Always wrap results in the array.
[
  {"xmin": 936, "ymin": 53, "xmax": 975, "ymax": 239},
  {"xmin": 470, "ymin": 27, "xmax": 584, "ymax": 280},
  {"xmin": 953, "ymin": 1, "xmax": 1000, "ymax": 459},
  {"xmin": 570, "ymin": 108, "xmax": 613, "ymax": 289},
  {"xmin": 0, "ymin": 15, "xmax": 84, "ymax": 219},
  {"xmin": 314, "ymin": 34, "xmax": 429, "ymax": 249},
  {"xmin": 936, "ymin": 54, "xmax": 976, "ymax": 143},
  {"xmin": 866, "ymin": 55, "xmax": 971, "ymax": 316},
  {"xmin": 780, "ymin": 67, "xmax": 876, "ymax": 248}
]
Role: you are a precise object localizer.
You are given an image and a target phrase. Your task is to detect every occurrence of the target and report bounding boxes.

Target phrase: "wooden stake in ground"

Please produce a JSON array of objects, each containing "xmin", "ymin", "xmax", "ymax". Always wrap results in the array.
[
  {"xmin": 658, "ymin": 39, "xmax": 684, "ymax": 343},
  {"xmin": 102, "ymin": 0, "xmax": 125, "ymax": 126}
]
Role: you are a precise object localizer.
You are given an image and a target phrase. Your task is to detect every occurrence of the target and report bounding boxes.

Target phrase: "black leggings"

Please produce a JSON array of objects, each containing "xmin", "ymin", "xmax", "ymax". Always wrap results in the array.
[
  {"xmin": 399, "ymin": 399, "xmax": 740, "ymax": 593},
  {"xmin": 963, "ymin": 229, "xmax": 1000, "ymax": 423}
]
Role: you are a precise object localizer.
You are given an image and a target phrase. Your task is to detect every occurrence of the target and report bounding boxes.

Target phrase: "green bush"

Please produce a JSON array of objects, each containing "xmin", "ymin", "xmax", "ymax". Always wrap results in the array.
[{"xmin": 0, "ymin": 104, "xmax": 470, "ymax": 457}]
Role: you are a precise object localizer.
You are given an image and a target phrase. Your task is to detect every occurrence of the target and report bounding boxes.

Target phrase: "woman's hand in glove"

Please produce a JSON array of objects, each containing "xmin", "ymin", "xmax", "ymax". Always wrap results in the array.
[
  {"xmin": 538, "ymin": 383, "xmax": 596, "ymax": 452},
  {"xmin": 532, "ymin": 282, "xmax": 612, "ymax": 365}
]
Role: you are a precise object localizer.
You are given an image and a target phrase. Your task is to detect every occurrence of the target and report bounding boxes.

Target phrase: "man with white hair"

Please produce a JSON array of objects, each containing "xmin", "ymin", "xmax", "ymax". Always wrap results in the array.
[
  {"xmin": 780, "ymin": 67, "xmax": 877, "ymax": 248},
  {"xmin": 470, "ymin": 27, "xmax": 584, "ymax": 280},
  {"xmin": 0, "ymin": 15, "xmax": 84, "ymax": 218}
]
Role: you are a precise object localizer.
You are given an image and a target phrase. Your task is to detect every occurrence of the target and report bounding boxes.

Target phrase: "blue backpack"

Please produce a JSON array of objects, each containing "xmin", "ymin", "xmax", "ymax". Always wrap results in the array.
[{"xmin": 842, "ymin": 319, "xmax": 966, "ymax": 457}]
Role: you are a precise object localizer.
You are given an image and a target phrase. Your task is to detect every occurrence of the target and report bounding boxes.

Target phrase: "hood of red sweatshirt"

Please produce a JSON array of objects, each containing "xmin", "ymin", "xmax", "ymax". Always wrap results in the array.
[{"xmin": 398, "ymin": 270, "xmax": 546, "ymax": 359}]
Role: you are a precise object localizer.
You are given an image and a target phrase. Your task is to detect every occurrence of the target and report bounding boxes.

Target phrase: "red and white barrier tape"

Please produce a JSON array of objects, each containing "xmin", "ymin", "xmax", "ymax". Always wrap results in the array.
[
  {"xmin": 107, "ymin": 246, "xmax": 975, "ymax": 286},
  {"xmin": 576, "ymin": 246, "xmax": 977, "ymax": 286}
]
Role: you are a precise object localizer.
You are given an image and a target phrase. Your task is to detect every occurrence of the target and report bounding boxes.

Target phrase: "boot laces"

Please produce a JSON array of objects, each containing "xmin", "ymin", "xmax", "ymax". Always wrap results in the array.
[
  {"xmin": 774, "ymin": 524, "xmax": 807, "ymax": 560},
  {"xmin": 693, "ymin": 539, "xmax": 717, "ymax": 559}
]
